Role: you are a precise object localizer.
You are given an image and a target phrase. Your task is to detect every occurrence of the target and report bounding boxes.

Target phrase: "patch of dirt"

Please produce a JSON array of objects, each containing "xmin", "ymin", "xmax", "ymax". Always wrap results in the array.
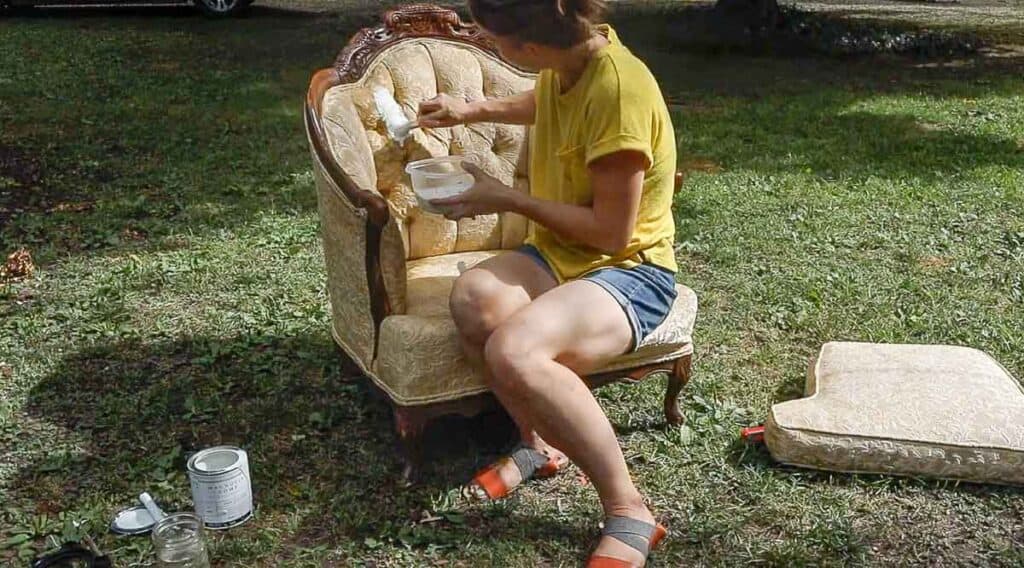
[
  {"xmin": 0, "ymin": 145, "xmax": 41, "ymax": 187},
  {"xmin": 988, "ymin": 44, "xmax": 1024, "ymax": 57},
  {"xmin": 680, "ymin": 156, "xmax": 725, "ymax": 175},
  {"xmin": 0, "ymin": 144, "xmax": 93, "ymax": 225},
  {"xmin": 48, "ymin": 201, "xmax": 94, "ymax": 213},
  {"xmin": 0, "ymin": 145, "xmax": 43, "ymax": 224}
]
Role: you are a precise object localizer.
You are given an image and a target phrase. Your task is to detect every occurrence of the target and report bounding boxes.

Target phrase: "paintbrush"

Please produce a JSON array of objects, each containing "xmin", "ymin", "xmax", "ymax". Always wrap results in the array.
[{"xmin": 373, "ymin": 87, "xmax": 419, "ymax": 143}]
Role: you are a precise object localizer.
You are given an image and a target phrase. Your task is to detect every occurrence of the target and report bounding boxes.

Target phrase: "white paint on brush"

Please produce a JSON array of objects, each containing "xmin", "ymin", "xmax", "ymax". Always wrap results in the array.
[{"xmin": 373, "ymin": 87, "xmax": 417, "ymax": 143}]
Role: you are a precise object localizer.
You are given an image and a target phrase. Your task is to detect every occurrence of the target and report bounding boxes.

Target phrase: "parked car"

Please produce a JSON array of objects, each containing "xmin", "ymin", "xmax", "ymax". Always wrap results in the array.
[{"xmin": 1, "ymin": 0, "xmax": 252, "ymax": 17}]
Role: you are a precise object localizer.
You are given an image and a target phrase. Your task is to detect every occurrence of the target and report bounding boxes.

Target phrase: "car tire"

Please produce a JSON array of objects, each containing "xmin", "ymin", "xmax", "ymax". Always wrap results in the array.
[{"xmin": 194, "ymin": 0, "xmax": 250, "ymax": 17}]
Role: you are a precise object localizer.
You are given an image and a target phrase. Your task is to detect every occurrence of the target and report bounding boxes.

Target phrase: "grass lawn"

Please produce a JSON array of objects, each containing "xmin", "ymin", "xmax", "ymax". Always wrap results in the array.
[{"xmin": 2, "ymin": 1, "xmax": 1023, "ymax": 565}]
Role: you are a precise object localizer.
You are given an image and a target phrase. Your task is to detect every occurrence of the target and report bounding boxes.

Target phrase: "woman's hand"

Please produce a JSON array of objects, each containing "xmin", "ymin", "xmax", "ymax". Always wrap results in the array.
[
  {"xmin": 417, "ymin": 94, "xmax": 474, "ymax": 128},
  {"xmin": 430, "ymin": 163, "xmax": 517, "ymax": 221}
]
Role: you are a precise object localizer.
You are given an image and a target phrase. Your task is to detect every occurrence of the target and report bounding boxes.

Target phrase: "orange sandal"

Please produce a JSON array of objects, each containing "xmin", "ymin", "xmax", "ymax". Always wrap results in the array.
[
  {"xmin": 586, "ymin": 516, "xmax": 668, "ymax": 568},
  {"xmin": 467, "ymin": 446, "xmax": 562, "ymax": 500}
]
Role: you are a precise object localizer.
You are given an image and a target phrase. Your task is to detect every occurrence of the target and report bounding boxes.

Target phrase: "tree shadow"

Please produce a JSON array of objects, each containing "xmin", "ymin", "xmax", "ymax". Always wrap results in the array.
[
  {"xmin": 10, "ymin": 331, "xmax": 616, "ymax": 562},
  {"xmin": 609, "ymin": 1, "xmax": 1023, "ymax": 100},
  {"xmin": 281, "ymin": 506, "xmax": 587, "ymax": 565},
  {"xmin": 610, "ymin": 2, "xmax": 989, "ymax": 56},
  {"xmin": 3, "ymin": 0, "xmax": 1022, "ymax": 266},
  {"xmin": 0, "ymin": 5, "xmax": 351, "ymax": 263},
  {"xmin": 10, "ymin": 333, "xmax": 523, "ymax": 549}
]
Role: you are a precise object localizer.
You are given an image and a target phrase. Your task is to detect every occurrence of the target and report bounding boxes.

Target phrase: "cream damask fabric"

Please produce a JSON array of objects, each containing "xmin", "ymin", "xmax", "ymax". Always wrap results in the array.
[
  {"xmin": 766, "ymin": 342, "xmax": 1024, "ymax": 486},
  {"xmin": 371, "ymin": 251, "xmax": 698, "ymax": 405},
  {"xmin": 405, "ymin": 250, "xmax": 500, "ymax": 318},
  {"xmin": 311, "ymin": 153, "xmax": 377, "ymax": 375},
  {"xmin": 321, "ymin": 39, "xmax": 535, "ymax": 268}
]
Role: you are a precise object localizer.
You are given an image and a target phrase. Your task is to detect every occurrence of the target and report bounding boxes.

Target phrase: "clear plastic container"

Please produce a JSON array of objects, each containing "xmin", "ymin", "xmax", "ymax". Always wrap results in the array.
[
  {"xmin": 405, "ymin": 156, "xmax": 475, "ymax": 214},
  {"xmin": 152, "ymin": 513, "xmax": 210, "ymax": 568}
]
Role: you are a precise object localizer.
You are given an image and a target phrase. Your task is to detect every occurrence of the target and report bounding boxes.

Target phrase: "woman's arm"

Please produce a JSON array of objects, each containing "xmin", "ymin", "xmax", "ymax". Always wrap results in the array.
[
  {"xmin": 513, "ymin": 151, "xmax": 644, "ymax": 253},
  {"xmin": 418, "ymin": 91, "xmax": 535, "ymax": 127},
  {"xmin": 432, "ymin": 150, "xmax": 646, "ymax": 255}
]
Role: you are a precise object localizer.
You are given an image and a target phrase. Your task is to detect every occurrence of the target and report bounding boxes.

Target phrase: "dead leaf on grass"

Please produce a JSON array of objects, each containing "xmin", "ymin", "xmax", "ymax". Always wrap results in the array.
[
  {"xmin": 919, "ymin": 256, "xmax": 952, "ymax": 270},
  {"xmin": 48, "ymin": 201, "xmax": 94, "ymax": 213},
  {"xmin": 678, "ymin": 157, "xmax": 724, "ymax": 182},
  {"xmin": 123, "ymin": 227, "xmax": 147, "ymax": 241},
  {"xmin": 1, "ymin": 248, "xmax": 35, "ymax": 282}
]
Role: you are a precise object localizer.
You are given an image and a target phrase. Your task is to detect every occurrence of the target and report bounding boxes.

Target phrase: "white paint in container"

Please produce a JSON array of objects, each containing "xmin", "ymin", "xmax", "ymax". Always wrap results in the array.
[{"xmin": 186, "ymin": 446, "xmax": 253, "ymax": 530}]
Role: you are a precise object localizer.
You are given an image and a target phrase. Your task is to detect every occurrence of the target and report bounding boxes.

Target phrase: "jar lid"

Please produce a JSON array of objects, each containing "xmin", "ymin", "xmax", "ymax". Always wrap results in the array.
[{"xmin": 110, "ymin": 505, "xmax": 158, "ymax": 536}]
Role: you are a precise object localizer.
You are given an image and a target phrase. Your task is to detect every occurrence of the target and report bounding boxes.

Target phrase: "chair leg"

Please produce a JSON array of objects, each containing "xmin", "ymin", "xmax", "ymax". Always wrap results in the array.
[
  {"xmin": 393, "ymin": 406, "xmax": 427, "ymax": 484},
  {"xmin": 664, "ymin": 354, "xmax": 692, "ymax": 425}
]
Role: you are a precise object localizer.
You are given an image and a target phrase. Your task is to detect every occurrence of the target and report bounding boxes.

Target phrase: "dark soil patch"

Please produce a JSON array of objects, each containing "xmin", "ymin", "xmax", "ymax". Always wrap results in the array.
[
  {"xmin": 782, "ymin": 7, "xmax": 984, "ymax": 56},
  {"xmin": 617, "ymin": 4, "xmax": 984, "ymax": 58},
  {"xmin": 0, "ymin": 144, "xmax": 93, "ymax": 226},
  {"xmin": 0, "ymin": 144, "xmax": 44, "ymax": 224}
]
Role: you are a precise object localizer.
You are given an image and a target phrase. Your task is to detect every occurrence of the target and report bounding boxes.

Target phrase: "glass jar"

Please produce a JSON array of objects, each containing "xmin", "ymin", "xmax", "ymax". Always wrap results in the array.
[{"xmin": 152, "ymin": 513, "xmax": 211, "ymax": 568}]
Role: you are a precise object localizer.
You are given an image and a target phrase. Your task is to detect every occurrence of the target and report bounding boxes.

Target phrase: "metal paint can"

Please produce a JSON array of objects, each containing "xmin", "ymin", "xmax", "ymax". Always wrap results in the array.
[{"xmin": 186, "ymin": 446, "xmax": 253, "ymax": 530}]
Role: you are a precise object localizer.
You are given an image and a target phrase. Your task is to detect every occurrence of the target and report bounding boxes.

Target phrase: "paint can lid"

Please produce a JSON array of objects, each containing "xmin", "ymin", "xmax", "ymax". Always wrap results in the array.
[
  {"xmin": 110, "ymin": 505, "xmax": 158, "ymax": 536},
  {"xmin": 187, "ymin": 446, "xmax": 244, "ymax": 474}
]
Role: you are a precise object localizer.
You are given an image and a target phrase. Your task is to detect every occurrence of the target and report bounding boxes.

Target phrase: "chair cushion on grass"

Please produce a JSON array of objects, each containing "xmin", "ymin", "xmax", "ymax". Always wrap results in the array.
[
  {"xmin": 765, "ymin": 342, "xmax": 1024, "ymax": 486},
  {"xmin": 372, "ymin": 251, "xmax": 697, "ymax": 406}
]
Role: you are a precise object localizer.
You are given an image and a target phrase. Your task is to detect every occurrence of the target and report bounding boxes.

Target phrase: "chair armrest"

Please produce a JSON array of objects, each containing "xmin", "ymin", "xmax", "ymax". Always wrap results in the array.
[
  {"xmin": 305, "ymin": 69, "xmax": 389, "ymax": 226},
  {"xmin": 306, "ymin": 68, "xmax": 409, "ymax": 368}
]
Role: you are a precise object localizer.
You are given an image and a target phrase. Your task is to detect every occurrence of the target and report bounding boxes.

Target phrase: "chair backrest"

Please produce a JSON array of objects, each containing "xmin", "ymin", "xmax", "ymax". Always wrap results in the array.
[{"xmin": 318, "ymin": 8, "xmax": 536, "ymax": 261}]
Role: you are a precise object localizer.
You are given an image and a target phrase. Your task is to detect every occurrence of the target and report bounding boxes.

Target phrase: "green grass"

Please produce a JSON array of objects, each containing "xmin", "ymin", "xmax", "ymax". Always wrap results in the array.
[{"xmin": 2, "ymin": 2, "xmax": 1024, "ymax": 566}]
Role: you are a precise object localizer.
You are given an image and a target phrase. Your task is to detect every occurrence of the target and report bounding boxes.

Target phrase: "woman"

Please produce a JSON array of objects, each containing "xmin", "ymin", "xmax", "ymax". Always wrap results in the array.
[{"xmin": 417, "ymin": 1, "xmax": 678, "ymax": 566}]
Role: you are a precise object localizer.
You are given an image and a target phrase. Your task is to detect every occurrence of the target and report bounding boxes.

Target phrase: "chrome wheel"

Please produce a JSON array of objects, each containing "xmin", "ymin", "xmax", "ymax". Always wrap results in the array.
[{"xmin": 196, "ymin": 0, "xmax": 247, "ymax": 17}]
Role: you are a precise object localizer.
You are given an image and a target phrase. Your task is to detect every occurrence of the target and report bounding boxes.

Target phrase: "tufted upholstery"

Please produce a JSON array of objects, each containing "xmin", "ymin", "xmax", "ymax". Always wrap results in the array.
[
  {"xmin": 320, "ymin": 39, "xmax": 534, "ymax": 263},
  {"xmin": 313, "ymin": 38, "xmax": 535, "ymax": 371},
  {"xmin": 766, "ymin": 342, "xmax": 1024, "ymax": 486},
  {"xmin": 310, "ymin": 33, "xmax": 698, "ymax": 407}
]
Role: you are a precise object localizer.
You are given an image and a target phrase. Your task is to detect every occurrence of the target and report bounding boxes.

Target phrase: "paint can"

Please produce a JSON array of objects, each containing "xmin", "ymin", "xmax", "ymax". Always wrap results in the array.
[{"xmin": 186, "ymin": 446, "xmax": 253, "ymax": 530}]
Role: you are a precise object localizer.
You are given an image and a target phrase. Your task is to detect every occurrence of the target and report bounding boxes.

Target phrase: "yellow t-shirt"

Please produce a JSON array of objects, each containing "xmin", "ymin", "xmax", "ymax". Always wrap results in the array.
[{"xmin": 526, "ymin": 25, "xmax": 678, "ymax": 282}]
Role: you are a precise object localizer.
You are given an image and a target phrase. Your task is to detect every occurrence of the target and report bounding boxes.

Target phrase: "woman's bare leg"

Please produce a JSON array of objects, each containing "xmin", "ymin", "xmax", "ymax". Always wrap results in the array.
[
  {"xmin": 449, "ymin": 252, "xmax": 567, "ymax": 490},
  {"xmin": 484, "ymin": 280, "xmax": 656, "ymax": 565}
]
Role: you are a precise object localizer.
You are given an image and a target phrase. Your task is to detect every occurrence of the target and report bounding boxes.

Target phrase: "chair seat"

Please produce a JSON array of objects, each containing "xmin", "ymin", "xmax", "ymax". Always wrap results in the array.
[
  {"xmin": 372, "ymin": 251, "xmax": 698, "ymax": 405},
  {"xmin": 766, "ymin": 342, "xmax": 1024, "ymax": 486}
]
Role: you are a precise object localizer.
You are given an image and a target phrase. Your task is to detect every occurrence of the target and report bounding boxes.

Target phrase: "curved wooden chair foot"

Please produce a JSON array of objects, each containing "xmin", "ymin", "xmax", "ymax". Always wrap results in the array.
[
  {"xmin": 664, "ymin": 354, "xmax": 692, "ymax": 425},
  {"xmin": 393, "ymin": 406, "xmax": 426, "ymax": 484}
]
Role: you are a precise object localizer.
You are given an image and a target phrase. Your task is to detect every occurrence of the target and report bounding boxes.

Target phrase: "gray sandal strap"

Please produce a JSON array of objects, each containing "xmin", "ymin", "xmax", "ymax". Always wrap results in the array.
[
  {"xmin": 509, "ymin": 446, "xmax": 550, "ymax": 480},
  {"xmin": 601, "ymin": 516, "xmax": 659, "ymax": 557}
]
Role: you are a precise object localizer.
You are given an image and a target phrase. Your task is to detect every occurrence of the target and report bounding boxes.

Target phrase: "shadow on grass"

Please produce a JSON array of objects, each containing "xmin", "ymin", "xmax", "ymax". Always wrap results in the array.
[
  {"xmin": 12, "ymin": 333, "xmax": 524, "ymax": 552},
  {"xmin": 2, "ymin": 1, "xmax": 1022, "ymax": 259},
  {"xmin": 610, "ymin": 2, "xmax": 1024, "ymax": 100}
]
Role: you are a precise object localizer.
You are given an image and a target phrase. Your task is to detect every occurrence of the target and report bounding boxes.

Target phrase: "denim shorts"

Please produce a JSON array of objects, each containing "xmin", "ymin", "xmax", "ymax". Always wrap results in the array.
[{"xmin": 518, "ymin": 245, "xmax": 678, "ymax": 351}]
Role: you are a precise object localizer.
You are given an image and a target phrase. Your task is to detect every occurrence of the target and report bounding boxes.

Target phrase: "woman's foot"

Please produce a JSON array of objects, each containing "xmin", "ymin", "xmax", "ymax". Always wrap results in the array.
[
  {"xmin": 588, "ymin": 502, "xmax": 663, "ymax": 567},
  {"xmin": 464, "ymin": 443, "xmax": 569, "ymax": 500}
]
